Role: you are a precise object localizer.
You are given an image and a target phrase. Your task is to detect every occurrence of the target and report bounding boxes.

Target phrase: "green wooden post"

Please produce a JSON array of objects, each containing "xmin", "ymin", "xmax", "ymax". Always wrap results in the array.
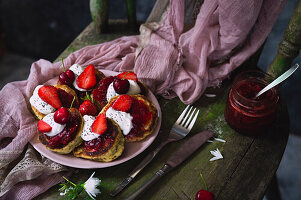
[
  {"xmin": 90, "ymin": 0, "xmax": 109, "ymax": 33},
  {"xmin": 126, "ymin": 0, "xmax": 137, "ymax": 28},
  {"xmin": 267, "ymin": 1, "xmax": 301, "ymax": 78}
]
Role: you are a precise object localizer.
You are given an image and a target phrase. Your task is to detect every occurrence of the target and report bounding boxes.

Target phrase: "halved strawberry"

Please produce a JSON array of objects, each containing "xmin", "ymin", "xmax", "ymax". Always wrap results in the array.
[
  {"xmin": 112, "ymin": 95, "xmax": 133, "ymax": 112},
  {"xmin": 38, "ymin": 85, "xmax": 62, "ymax": 109},
  {"xmin": 117, "ymin": 71, "xmax": 137, "ymax": 81},
  {"xmin": 77, "ymin": 64, "xmax": 97, "ymax": 89},
  {"xmin": 91, "ymin": 113, "xmax": 107, "ymax": 135},
  {"xmin": 37, "ymin": 120, "xmax": 52, "ymax": 133}
]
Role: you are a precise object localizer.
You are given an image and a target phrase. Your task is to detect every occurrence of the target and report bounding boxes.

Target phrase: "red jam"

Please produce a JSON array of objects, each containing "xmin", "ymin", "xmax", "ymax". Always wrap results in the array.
[
  {"xmin": 45, "ymin": 111, "xmax": 81, "ymax": 148},
  {"xmin": 224, "ymin": 70, "xmax": 279, "ymax": 135},
  {"xmin": 84, "ymin": 120, "xmax": 116, "ymax": 154},
  {"xmin": 92, "ymin": 76, "xmax": 116, "ymax": 104},
  {"xmin": 126, "ymin": 98, "xmax": 153, "ymax": 140},
  {"xmin": 57, "ymin": 88, "xmax": 79, "ymax": 108}
]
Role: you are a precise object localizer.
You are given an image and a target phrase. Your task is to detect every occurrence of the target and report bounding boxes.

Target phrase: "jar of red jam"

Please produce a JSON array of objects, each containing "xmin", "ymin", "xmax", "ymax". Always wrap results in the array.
[{"xmin": 224, "ymin": 70, "xmax": 279, "ymax": 135}]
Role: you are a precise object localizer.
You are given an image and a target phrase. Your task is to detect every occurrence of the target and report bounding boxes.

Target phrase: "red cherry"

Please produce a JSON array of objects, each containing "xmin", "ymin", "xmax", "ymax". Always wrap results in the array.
[
  {"xmin": 195, "ymin": 190, "xmax": 214, "ymax": 200},
  {"xmin": 59, "ymin": 70, "xmax": 75, "ymax": 86},
  {"xmin": 113, "ymin": 78, "xmax": 130, "ymax": 94},
  {"xmin": 65, "ymin": 70, "xmax": 75, "ymax": 82},
  {"xmin": 54, "ymin": 107, "xmax": 71, "ymax": 124}
]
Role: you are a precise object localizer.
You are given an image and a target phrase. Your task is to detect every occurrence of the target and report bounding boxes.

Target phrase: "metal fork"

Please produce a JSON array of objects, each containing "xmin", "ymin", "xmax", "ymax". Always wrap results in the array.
[{"xmin": 110, "ymin": 105, "xmax": 200, "ymax": 196}]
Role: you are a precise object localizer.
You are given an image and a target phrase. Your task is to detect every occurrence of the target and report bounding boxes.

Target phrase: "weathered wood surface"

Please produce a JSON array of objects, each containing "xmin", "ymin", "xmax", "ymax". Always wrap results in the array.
[
  {"xmin": 267, "ymin": 0, "xmax": 301, "ymax": 77},
  {"xmin": 36, "ymin": 21, "xmax": 289, "ymax": 200}
]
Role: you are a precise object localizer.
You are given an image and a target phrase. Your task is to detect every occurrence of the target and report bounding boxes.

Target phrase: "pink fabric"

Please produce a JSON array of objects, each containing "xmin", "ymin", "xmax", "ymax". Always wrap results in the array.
[{"xmin": 0, "ymin": 0, "xmax": 286, "ymax": 199}]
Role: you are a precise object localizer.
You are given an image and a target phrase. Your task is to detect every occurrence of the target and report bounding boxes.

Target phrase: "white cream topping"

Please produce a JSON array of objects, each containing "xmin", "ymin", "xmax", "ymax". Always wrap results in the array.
[
  {"xmin": 69, "ymin": 64, "xmax": 87, "ymax": 92},
  {"xmin": 106, "ymin": 107, "xmax": 133, "ymax": 135},
  {"xmin": 127, "ymin": 80, "xmax": 141, "ymax": 95},
  {"xmin": 29, "ymin": 85, "xmax": 56, "ymax": 115},
  {"xmin": 69, "ymin": 64, "xmax": 84, "ymax": 76},
  {"xmin": 106, "ymin": 80, "xmax": 141, "ymax": 102},
  {"xmin": 43, "ymin": 113, "xmax": 66, "ymax": 137},
  {"xmin": 81, "ymin": 115, "xmax": 100, "ymax": 141}
]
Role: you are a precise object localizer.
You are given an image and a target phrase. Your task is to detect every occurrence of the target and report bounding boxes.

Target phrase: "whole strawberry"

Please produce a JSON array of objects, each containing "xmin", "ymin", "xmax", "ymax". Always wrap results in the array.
[{"xmin": 79, "ymin": 100, "xmax": 98, "ymax": 116}]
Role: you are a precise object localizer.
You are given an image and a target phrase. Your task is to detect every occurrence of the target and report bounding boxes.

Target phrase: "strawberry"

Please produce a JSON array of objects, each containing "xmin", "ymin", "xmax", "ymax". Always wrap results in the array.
[
  {"xmin": 76, "ymin": 64, "xmax": 97, "ymax": 89},
  {"xmin": 38, "ymin": 85, "xmax": 62, "ymax": 109},
  {"xmin": 79, "ymin": 100, "xmax": 98, "ymax": 116},
  {"xmin": 91, "ymin": 113, "xmax": 107, "ymax": 135},
  {"xmin": 37, "ymin": 120, "xmax": 52, "ymax": 133},
  {"xmin": 112, "ymin": 95, "xmax": 132, "ymax": 112},
  {"xmin": 117, "ymin": 71, "xmax": 137, "ymax": 81}
]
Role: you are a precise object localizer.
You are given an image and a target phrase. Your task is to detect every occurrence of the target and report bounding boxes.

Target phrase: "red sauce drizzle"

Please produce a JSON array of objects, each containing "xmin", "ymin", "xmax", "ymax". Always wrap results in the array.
[
  {"xmin": 92, "ymin": 76, "xmax": 115, "ymax": 104},
  {"xmin": 126, "ymin": 98, "xmax": 153, "ymax": 140}
]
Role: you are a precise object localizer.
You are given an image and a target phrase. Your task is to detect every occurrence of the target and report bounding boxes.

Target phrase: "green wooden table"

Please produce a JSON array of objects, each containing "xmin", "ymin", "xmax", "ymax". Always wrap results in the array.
[{"xmin": 35, "ymin": 21, "xmax": 289, "ymax": 200}]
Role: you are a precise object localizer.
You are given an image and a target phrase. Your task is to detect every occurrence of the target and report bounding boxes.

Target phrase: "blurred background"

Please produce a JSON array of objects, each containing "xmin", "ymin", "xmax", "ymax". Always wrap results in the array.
[{"xmin": 0, "ymin": 0, "xmax": 300, "ymax": 199}]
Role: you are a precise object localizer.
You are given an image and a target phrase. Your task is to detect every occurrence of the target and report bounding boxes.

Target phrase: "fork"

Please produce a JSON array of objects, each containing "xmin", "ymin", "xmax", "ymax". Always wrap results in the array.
[{"xmin": 110, "ymin": 105, "xmax": 200, "ymax": 196}]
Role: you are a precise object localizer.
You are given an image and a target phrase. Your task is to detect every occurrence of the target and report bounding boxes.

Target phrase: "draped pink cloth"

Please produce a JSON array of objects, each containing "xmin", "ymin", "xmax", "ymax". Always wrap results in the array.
[{"xmin": 0, "ymin": 0, "xmax": 286, "ymax": 199}]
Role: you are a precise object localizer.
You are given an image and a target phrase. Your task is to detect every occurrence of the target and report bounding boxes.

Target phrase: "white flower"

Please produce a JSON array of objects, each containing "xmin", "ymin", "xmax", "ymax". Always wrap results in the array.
[
  {"xmin": 84, "ymin": 172, "xmax": 101, "ymax": 200},
  {"xmin": 59, "ymin": 186, "xmax": 73, "ymax": 196},
  {"xmin": 214, "ymin": 138, "xmax": 226, "ymax": 143},
  {"xmin": 209, "ymin": 148, "xmax": 223, "ymax": 161}
]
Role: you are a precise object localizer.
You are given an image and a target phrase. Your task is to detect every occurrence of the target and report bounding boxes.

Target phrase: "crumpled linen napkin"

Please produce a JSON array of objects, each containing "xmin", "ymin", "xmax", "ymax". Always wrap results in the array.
[{"xmin": 0, "ymin": 0, "xmax": 286, "ymax": 199}]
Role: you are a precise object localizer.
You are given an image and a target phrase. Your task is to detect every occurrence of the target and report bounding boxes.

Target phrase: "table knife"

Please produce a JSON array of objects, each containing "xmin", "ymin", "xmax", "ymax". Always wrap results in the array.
[{"xmin": 124, "ymin": 130, "xmax": 214, "ymax": 200}]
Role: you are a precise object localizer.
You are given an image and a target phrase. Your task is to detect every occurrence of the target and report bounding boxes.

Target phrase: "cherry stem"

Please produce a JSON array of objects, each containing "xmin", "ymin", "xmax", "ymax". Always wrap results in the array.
[
  {"xmin": 86, "ymin": 91, "xmax": 91, "ymax": 101},
  {"xmin": 200, "ymin": 172, "xmax": 208, "ymax": 191},
  {"xmin": 69, "ymin": 96, "xmax": 76, "ymax": 111},
  {"xmin": 61, "ymin": 57, "xmax": 66, "ymax": 72},
  {"xmin": 122, "ymin": 71, "xmax": 132, "ymax": 80}
]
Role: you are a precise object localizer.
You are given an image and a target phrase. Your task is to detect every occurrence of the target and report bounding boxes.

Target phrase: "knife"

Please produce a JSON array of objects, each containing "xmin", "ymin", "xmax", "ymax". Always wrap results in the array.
[{"xmin": 124, "ymin": 130, "xmax": 214, "ymax": 200}]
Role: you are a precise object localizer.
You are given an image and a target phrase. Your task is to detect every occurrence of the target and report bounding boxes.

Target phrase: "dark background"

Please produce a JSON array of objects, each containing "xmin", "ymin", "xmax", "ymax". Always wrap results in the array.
[{"xmin": 0, "ymin": 1, "xmax": 300, "ymax": 199}]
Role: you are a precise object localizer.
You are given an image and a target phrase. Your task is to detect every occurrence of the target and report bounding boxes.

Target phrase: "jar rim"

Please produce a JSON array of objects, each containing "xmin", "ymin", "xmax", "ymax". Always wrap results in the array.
[{"xmin": 231, "ymin": 70, "xmax": 279, "ymax": 110}]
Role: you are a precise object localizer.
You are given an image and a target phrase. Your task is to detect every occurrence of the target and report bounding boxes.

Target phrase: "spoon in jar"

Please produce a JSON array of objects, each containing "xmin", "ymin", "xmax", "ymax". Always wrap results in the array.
[{"xmin": 255, "ymin": 63, "xmax": 299, "ymax": 98}]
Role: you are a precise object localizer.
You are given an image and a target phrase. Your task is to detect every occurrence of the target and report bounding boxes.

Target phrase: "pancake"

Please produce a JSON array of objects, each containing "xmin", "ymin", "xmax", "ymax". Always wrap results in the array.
[
  {"xmin": 30, "ymin": 84, "xmax": 79, "ymax": 120},
  {"xmin": 38, "ymin": 108, "xmax": 83, "ymax": 154},
  {"xmin": 91, "ymin": 76, "xmax": 147, "ymax": 111},
  {"xmin": 73, "ymin": 118, "xmax": 124, "ymax": 162},
  {"xmin": 101, "ymin": 94, "xmax": 158, "ymax": 142}
]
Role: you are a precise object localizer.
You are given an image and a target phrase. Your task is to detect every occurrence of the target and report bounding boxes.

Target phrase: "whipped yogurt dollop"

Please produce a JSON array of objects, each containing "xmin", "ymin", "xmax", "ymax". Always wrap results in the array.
[
  {"xmin": 81, "ymin": 115, "xmax": 100, "ymax": 141},
  {"xmin": 42, "ymin": 113, "xmax": 66, "ymax": 137},
  {"xmin": 106, "ymin": 80, "xmax": 141, "ymax": 102},
  {"xmin": 106, "ymin": 107, "xmax": 133, "ymax": 135},
  {"xmin": 30, "ymin": 85, "xmax": 56, "ymax": 115},
  {"xmin": 69, "ymin": 64, "xmax": 87, "ymax": 92}
]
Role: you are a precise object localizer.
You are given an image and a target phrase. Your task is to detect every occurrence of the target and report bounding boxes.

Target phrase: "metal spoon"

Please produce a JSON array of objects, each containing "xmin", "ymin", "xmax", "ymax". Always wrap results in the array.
[{"xmin": 255, "ymin": 63, "xmax": 299, "ymax": 98}]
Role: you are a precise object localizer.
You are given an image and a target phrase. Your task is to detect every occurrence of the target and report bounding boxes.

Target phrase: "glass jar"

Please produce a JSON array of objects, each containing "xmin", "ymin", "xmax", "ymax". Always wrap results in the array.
[{"xmin": 224, "ymin": 70, "xmax": 279, "ymax": 135}]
